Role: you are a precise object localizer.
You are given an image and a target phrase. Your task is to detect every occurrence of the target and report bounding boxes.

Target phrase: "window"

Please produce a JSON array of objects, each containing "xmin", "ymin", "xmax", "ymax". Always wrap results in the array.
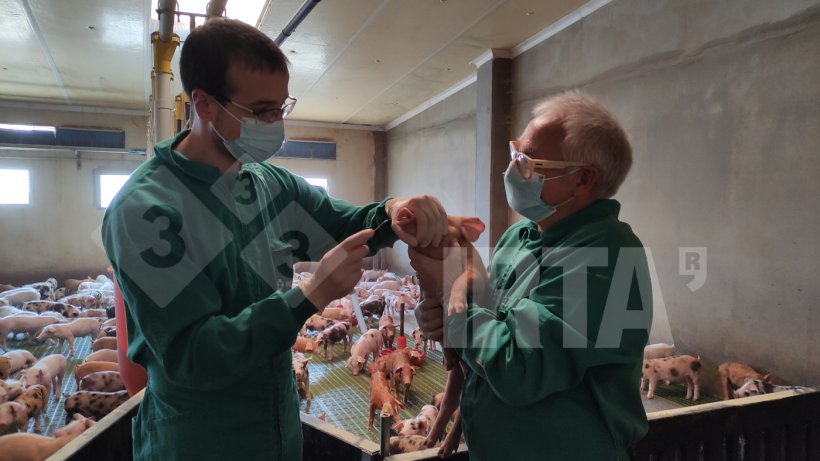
[
  {"xmin": 0, "ymin": 169, "xmax": 30, "ymax": 205},
  {"xmin": 304, "ymin": 177, "xmax": 328, "ymax": 193},
  {"xmin": 98, "ymin": 173, "xmax": 131, "ymax": 208}
]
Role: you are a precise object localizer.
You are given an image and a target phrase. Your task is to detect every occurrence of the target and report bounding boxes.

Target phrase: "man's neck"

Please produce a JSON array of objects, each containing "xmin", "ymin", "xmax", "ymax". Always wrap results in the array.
[
  {"xmin": 175, "ymin": 124, "xmax": 239, "ymax": 174},
  {"xmin": 536, "ymin": 197, "xmax": 598, "ymax": 232}
]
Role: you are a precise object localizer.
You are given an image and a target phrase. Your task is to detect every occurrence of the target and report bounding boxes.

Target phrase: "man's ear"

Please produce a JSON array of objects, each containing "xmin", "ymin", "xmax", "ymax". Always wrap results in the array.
[
  {"xmin": 190, "ymin": 89, "xmax": 218, "ymax": 122},
  {"xmin": 574, "ymin": 166, "xmax": 600, "ymax": 195}
]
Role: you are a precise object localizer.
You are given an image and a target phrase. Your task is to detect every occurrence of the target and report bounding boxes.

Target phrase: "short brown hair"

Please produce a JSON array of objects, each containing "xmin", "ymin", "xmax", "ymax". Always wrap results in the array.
[{"xmin": 180, "ymin": 18, "xmax": 289, "ymax": 101}]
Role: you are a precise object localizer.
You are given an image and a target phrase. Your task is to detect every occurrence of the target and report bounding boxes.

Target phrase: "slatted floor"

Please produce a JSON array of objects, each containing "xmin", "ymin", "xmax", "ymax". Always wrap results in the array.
[
  {"xmin": 298, "ymin": 331, "xmax": 449, "ymax": 443},
  {"xmin": 3, "ymin": 333, "xmax": 95, "ymax": 436},
  {"xmin": 650, "ymin": 382, "xmax": 720, "ymax": 406}
]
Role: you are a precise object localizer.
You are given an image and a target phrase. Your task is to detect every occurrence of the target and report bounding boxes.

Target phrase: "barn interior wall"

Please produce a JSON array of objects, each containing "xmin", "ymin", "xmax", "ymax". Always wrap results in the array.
[
  {"xmin": 385, "ymin": 0, "xmax": 820, "ymax": 388},
  {"xmin": 0, "ymin": 109, "xmax": 378, "ymax": 285},
  {"xmin": 384, "ymin": 84, "xmax": 478, "ymax": 275}
]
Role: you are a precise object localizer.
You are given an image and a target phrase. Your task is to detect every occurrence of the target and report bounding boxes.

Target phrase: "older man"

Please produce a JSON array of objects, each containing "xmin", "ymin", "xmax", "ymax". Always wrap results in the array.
[{"xmin": 412, "ymin": 91, "xmax": 652, "ymax": 460}]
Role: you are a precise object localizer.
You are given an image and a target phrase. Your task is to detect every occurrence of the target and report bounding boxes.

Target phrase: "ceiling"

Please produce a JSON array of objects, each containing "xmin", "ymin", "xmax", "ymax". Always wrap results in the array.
[{"xmin": 0, "ymin": 0, "xmax": 596, "ymax": 129}]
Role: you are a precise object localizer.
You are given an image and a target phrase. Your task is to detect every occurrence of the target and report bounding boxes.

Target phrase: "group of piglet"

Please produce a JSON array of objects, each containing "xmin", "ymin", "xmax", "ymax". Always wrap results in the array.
[
  {"xmin": 0, "ymin": 275, "xmax": 131, "ymax": 461},
  {"xmin": 641, "ymin": 343, "xmax": 809, "ymax": 402},
  {"xmin": 291, "ymin": 269, "xmax": 461, "ymax": 454},
  {"xmin": 290, "ymin": 270, "xmax": 422, "ymax": 405}
]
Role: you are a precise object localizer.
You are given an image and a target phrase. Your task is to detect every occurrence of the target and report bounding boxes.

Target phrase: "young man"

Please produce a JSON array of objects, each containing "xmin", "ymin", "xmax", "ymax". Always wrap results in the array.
[
  {"xmin": 102, "ymin": 18, "xmax": 447, "ymax": 460},
  {"xmin": 412, "ymin": 91, "xmax": 652, "ymax": 460}
]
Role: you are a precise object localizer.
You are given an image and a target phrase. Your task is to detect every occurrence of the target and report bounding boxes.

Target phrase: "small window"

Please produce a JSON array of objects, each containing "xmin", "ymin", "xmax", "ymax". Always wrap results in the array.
[
  {"xmin": 304, "ymin": 177, "xmax": 328, "ymax": 193},
  {"xmin": 0, "ymin": 169, "xmax": 30, "ymax": 205},
  {"xmin": 98, "ymin": 173, "xmax": 131, "ymax": 208}
]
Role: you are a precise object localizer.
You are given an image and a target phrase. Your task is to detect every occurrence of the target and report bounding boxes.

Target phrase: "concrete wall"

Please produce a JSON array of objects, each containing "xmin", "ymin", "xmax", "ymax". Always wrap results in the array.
[
  {"xmin": 0, "ymin": 150, "xmax": 145, "ymax": 285},
  {"xmin": 0, "ymin": 109, "xmax": 147, "ymax": 285},
  {"xmin": 510, "ymin": 0, "xmax": 820, "ymax": 385},
  {"xmin": 385, "ymin": 84, "xmax": 478, "ymax": 274},
  {"xmin": 273, "ymin": 125, "xmax": 376, "ymax": 205}
]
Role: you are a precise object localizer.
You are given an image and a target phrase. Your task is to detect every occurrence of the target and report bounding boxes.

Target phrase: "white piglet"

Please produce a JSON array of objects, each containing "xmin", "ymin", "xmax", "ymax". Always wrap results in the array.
[
  {"xmin": 0, "ymin": 315, "xmax": 62, "ymax": 351},
  {"xmin": 345, "ymin": 328, "xmax": 382, "ymax": 376},
  {"xmin": 20, "ymin": 354, "xmax": 67, "ymax": 401},
  {"xmin": 36, "ymin": 318, "xmax": 102, "ymax": 357}
]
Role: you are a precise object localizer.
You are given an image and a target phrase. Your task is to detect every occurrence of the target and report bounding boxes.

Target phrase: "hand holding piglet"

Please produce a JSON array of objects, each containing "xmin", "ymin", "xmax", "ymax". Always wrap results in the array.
[{"xmin": 386, "ymin": 196, "xmax": 448, "ymax": 248}]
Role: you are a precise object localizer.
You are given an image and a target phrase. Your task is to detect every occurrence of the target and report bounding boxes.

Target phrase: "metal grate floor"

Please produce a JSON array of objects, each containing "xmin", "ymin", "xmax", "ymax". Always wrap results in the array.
[
  {"xmin": 299, "ymin": 332, "xmax": 449, "ymax": 443},
  {"xmin": 650, "ymin": 382, "xmax": 720, "ymax": 406},
  {"xmin": 3, "ymin": 333, "xmax": 94, "ymax": 436}
]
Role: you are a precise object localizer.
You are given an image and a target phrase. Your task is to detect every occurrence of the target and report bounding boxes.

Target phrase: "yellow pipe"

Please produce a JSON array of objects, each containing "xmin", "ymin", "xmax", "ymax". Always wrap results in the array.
[{"xmin": 151, "ymin": 32, "xmax": 179, "ymax": 74}]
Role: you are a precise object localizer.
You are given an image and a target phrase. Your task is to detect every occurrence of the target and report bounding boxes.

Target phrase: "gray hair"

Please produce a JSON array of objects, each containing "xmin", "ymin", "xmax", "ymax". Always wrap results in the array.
[{"xmin": 533, "ymin": 91, "xmax": 632, "ymax": 198}]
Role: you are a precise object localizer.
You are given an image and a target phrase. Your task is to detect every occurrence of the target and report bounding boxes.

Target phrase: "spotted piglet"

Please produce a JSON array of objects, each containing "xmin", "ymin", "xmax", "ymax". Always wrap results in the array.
[
  {"xmin": 316, "ymin": 321, "xmax": 352, "ymax": 360},
  {"xmin": 641, "ymin": 355, "xmax": 702, "ymax": 400},
  {"xmin": 63, "ymin": 390, "xmax": 129, "ymax": 422},
  {"xmin": 292, "ymin": 353, "xmax": 311, "ymax": 407},
  {"xmin": 389, "ymin": 435, "xmax": 427, "ymax": 454},
  {"xmin": 79, "ymin": 371, "xmax": 125, "ymax": 392},
  {"xmin": 14, "ymin": 383, "xmax": 48, "ymax": 432}
]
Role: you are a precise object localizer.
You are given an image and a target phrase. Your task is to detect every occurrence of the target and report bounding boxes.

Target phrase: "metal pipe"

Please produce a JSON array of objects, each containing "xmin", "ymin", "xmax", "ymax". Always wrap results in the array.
[
  {"xmin": 206, "ymin": 0, "xmax": 229, "ymax": 20},
  {"xmin": 379, "ymin": 404, "xmax": 391, "ymax": 458},
  {"xmin": 157, "ymin": 0, "xmax": 176, "ymax": 42},
  {"xmin": 275, "ymin": 0, "xmax": 321, "ymax": 45},
  {"xmin": 151, "ymin": 32, "xmax": 180, "ymax": 144}
]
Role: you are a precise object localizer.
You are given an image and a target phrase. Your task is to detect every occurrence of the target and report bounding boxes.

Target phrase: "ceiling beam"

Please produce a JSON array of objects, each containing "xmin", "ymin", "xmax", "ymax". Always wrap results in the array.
[{"xmin": 19, "ymin": 0, "xmax": 71, "ymax": 104}]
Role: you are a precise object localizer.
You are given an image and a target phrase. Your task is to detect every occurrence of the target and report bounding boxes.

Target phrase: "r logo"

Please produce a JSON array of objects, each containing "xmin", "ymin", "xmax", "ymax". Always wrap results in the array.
[{"xmin": 679, "ymin": 247, "xmax": 707, "ymax": 292}]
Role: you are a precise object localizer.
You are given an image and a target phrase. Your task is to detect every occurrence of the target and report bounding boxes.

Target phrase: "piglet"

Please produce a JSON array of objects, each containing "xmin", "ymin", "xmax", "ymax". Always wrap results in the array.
[
  {"xmin": 74, "ymin": 361, "xmax": 120, "ymax": 387},
  {"xmin": 378, "ymin": 314, "xmax": 396, "ymax": 349},
  {"xmin": 368, "ymin": 371, "xmax": 404, "ymax": 431},
  {"xmin": 83, "ymin": 349, "xmax": 119, "ymax": 364},
  {"xmin": 718, "ymin": 361, "xmax": 773, "ymax": 400},
  {"xmin": 733, "ymin": 377, "xmax": 806, "ymax": 398},
  {"xmin": 641, "ymin": 355, "xmax": 702, "ymax": 400},
  {"xmin": 389, "ymin": 435, "xmax": 427, "ymax": 454},
  {"xmin": 79, "ymin": 371, "xmax": 125, "ymax": 392},
  {"xmin": 20, "ymin": 354, "xmax": 66, "ymax": 401},
  {"xmin": 14, "ymin": 383, "xmax": 48, "ymax": 432},
  {"xmin": 292, "ymin": 353, "xmax": 311, "ymax": 408},
  {"xmin": 91, "ymin": 336, "xmax": 117, "ymax": 351},
  {"xmin": 643, "ymin": 343, "xmax": 675, "ymax": 360},
  {"xmin": 36, "ymin": 318, "xmax": 102, "ymax": 357},
  {"xmin": 346, "ymin": 328, "xmax": 382, "ymax": 376},
  {"xmin": 63, "ymin": 390, "xmax": 129, "ymax": 422},
  {"xmin": 316, "ymin": 321, "xmax": 352, "ymax": 360},
  {"xmin": 0, "ymin": 401, "xmax": 27, "ymax": 435}
]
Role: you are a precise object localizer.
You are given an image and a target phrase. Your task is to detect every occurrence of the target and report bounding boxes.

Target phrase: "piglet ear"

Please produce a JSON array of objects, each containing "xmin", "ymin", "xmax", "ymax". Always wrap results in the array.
[
  {"xmin": 357, "ymin": 357, "xmax": 366, "ymax": 364},
  {"xmin": 459, "ymin": 217, "xmax": 486, "ymax": 242}
]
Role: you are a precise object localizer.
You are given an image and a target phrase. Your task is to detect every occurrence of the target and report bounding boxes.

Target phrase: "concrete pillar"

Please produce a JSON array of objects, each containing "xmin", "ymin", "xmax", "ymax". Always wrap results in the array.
[
  {"xmin": 373, "ymin": 130, "xmax": 388, "ymax": 201},
  {"xmin": 474, "ymin": 51, "xmax": 512, "ymax": 258},
  {"xmin": 372, "ymin": 130, "xmax": 388, "ymax": 269}
]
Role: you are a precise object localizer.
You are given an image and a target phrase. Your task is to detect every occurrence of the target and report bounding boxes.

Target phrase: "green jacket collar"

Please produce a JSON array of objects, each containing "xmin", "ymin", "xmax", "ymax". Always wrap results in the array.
[
  {"xmin": 154, "ymin": 130, "xmax": 223, "ymax": 183},
  {"xmin": 533, "ymin": 199, "xmax": 621, "ymax": 246}
]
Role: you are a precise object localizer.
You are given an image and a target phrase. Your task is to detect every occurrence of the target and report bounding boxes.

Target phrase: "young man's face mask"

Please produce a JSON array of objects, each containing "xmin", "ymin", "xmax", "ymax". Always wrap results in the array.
[{"xmin": 212, "ymin": 101, "xmax": 286, "ymax": 163}]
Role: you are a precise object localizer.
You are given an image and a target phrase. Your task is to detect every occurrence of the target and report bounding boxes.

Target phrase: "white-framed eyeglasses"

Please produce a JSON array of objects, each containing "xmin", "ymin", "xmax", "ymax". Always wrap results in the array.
[
  {"xmin": 225, "ymin": 95, "xmax": 298, "ymax": 122},
  {"xmin": 509, "ymin": 140, "xmax": 587, "ymax": 179}
]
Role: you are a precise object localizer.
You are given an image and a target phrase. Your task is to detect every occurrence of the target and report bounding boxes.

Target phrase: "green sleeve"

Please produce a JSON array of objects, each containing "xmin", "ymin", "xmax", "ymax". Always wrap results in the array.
[
  {"xmin": 285, "ymin": 171, "xmax": 397, "ymax": 255},
  {"xmin": 102, "ymin": 203, "xmax": 317, "ymax": 390},
  {"xmin": 446, "ymin": 245, "xmax": 651, "ymax": 406}
]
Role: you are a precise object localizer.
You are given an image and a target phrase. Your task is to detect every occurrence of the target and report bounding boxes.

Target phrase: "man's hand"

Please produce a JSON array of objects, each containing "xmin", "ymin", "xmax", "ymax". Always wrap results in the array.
[
  {"xmin": 386, "ymin": 196, "xmax": 448, "ymax": 247},
  {"xmin": 414, "ymin": 297, "xmax": 444, "ymax": 342},
  {"xmin": 300, "ymin": 229, "xmax": 374, "ymax": 310}
]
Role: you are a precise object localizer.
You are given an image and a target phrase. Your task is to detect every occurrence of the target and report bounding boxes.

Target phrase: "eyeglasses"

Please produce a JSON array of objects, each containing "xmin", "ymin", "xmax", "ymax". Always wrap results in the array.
[
  {"xmin": 509, "ymin": 140, "xmax": 587, "ymax": 179},
  {"xmin": 225, "ymin": 95, "xmax": 297, "ymax": 122}
]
